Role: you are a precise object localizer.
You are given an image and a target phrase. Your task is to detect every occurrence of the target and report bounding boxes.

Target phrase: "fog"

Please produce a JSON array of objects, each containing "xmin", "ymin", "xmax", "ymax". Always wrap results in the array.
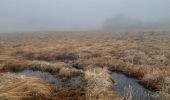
[{"xmin": 0, "ymin": 0, "xmax": 170, "ymax": 33}]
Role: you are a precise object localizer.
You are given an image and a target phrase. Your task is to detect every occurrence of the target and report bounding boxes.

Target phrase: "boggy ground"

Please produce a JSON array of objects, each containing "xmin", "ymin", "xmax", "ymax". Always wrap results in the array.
[{"xmin": 0, "ymin": 31, "xmax": 170, "ymax": 100}]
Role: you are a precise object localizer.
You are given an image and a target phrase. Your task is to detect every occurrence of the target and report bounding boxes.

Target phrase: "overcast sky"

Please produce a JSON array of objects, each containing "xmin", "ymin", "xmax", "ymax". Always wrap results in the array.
[{"xmin": 0, "ymin": 0, "xmax": 170, "ymax": 33}]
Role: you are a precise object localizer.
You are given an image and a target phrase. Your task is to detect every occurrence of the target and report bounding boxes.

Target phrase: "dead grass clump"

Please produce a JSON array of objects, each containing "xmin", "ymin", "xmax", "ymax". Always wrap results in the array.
[
  {"xmin": 27, "ymin": 60, "xmax": 84, "ymax": 78},
  {"xmin": 27, "ymin": 61, "xmax": 63, "ymax": 73},
  {"xmin": 0, "ymin": 73, "xmax": 18, "ymax": 83},
  {"xmin": 58, "ymin": 67, "xmax": 84, "ymax": 79},
  {"xmin": 109, "ymin": 63, "xmax": 145, "ymax": 79},
  {"xmin": 1, "ymin": 60, "xmax": 67, "ymax": 74},
  {"xmin": 85, "ymin": 67, "xmax": 113, "ymax": 88},
  {"xmin": 0, "ymin": 73, "xmax": 53, "ymax": 100},
  {"xmin": 122, "ymin": 49, "xmax": 150, "ymax": 65},
  {"xmin": 124, "ymin": 65, "xmax": 146, "ymax": 79},
  {"xmin": 67, "ymin": 60, "xmax": 83, "ymax": 69},
  {"xmin": 1, "ymin": 60, "xmax": 28, "ymax": 72},
  {"xmin": 58, "ymin": 67, "xmax": 72, "ymax": 78},
  {"xmin": 160, "ymin": 77, "xmax": 170, "ymax": 100},
  {"xmin": 85, "ymin": 67, "xmax": 120, "ymax": 100},
  {"xmin": 53, "ymin": 88, "xmax": 86, "ymax": 100},
  {"xmin": 28, "ymin": 61, "xmax": 84, "ymax": 79},
  {"xmin": 153, "ymin": 55, "xmax": 169, "ymax": 66},
  {"xmin": 141, "ymin": 70, "xmax": 165, "ymax": 90}
]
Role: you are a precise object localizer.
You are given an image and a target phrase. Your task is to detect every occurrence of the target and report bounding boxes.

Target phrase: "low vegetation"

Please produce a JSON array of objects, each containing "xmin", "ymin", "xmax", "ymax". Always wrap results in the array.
[{"xmin": 0, "ymin": 31, "xmax": 170, "ymax": 100}]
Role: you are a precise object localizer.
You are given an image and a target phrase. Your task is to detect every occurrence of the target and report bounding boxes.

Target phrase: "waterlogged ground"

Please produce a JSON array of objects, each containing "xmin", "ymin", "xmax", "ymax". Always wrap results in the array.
[
  {"xmin": 0, "ymin": 32, "xmax": 170, "ymax": 100},
  {"xmin": 15, "ymin": 70, "xmax": 84, "ymax": 88},
  {"xmin": 14, "ymin": 70, "xmax": 160, "ymax": 100},
  {"xmin": 112, "ymin": 72, "xmax": 160, "ymax": 100}
]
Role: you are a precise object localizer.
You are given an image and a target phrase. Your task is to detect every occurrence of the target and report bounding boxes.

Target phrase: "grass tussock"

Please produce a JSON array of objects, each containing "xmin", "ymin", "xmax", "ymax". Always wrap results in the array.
[
  {"xmin": 53, "ymin": 88, "xmax": 86, "ymax": 100},
  {"xmin": 1, "ymin": 60, "xmax": 84, "ymax": 80},
  {"xmin": 0, "ymin": 60, "xmax": 28, "ymax": 72},
  {"xmin": 85, "ymin": 67, "xmax": 120, "ymax": 100},
  {"xmin": 0, "ymin": 73, "xmax": 53, "ymax": 100},
  {"xmin": 27, "ymin": 60, "xmax": 84, "ymax": 78},
  {"xmin": 160, "ymin": 77, "xmax": 170, "ymax": 100},
  {"xmin": 27, "ymin": 61, "xmax": 64, "ymax": 73}
]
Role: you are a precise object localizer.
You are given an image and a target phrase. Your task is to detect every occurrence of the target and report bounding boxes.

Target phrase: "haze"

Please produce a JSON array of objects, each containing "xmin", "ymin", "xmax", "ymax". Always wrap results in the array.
[{"xmin": 0, "ymin": 0, "xmax": 170, "ymax": 33}]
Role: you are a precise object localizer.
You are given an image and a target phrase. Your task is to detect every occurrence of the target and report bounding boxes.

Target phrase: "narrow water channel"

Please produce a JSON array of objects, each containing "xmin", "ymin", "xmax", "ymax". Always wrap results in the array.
[
  {"xmin": 15, "ymin": 70, "xmax": 83, "ymax": 88},
  {"xmin": 14, "ymin": 70, "xmax": 159, "ymax": 100},
  {"xmin": 112, "ymin": 72, "xmax": 159, "ymax": 100}
]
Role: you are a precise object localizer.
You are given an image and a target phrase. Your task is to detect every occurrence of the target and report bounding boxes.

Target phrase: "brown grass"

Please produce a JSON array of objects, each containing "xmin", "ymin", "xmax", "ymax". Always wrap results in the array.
[
  {"xmin": 0, "ymin": 31, "xmax": 170, "ymax": 100},
  {"xmin": 52, "ymin": 88, "xmax": 86, "ymax": 100},
  {"xmin": 84, "ymin": 67, "xmax": 121, "ymax": 100},
  {"xmin": 0, "ymin": 73, "xmax": 53, "ymax": 100},
  {"xmin": 0, "ymin": 60, "xmax": 28, "ymax": 72}
]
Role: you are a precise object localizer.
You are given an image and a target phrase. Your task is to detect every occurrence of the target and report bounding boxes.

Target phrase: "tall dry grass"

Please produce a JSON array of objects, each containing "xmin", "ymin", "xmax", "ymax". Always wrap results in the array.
[
  {"xmin": 0, "ymin": 73, "xmax": 53, "ymax": 100},
  {"xmin": 84, "ymin": 67, "xmax": 121, "ymax": 100},
  {"xmin": 0, "ymin": 31, "xmax": 170, "ymax": 99}
]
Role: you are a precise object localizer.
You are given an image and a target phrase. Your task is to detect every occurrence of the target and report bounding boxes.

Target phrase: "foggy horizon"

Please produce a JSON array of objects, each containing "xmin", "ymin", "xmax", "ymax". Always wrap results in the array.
[{"xmin": 1, "ymin": 0, "xmax": 170, "ymax": 33}]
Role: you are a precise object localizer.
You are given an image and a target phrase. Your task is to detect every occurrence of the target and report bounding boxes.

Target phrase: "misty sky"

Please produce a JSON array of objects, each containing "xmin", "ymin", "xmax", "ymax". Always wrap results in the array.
[{"xmin": 0, "ymin": 0, "xmax": 170, "ymax": 33}]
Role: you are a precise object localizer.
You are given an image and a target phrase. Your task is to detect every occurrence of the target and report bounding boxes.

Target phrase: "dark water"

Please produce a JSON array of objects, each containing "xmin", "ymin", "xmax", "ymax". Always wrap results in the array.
[
  {"xmin": 112, "ymin": 72, "xmax": 159, "ymax": 100},
  {"xmin": 15, "ymin": 70, "xmax": 83, "ymax": 88},
  {"xmin": 64, "ymin": 76, "xmax": 83, "ymax": 88}
]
